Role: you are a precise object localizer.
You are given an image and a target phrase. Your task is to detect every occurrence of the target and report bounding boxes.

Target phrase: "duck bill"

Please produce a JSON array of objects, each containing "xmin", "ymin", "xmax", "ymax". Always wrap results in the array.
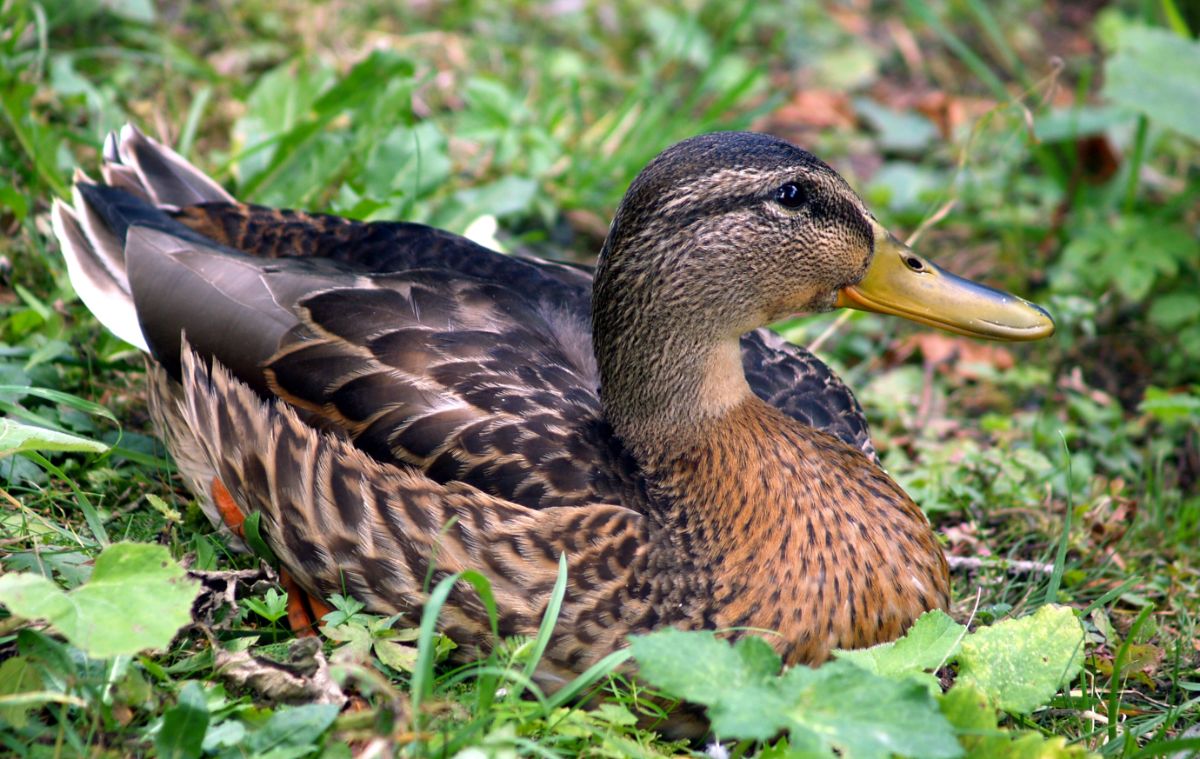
[{"xmin": 836, "ymin": 230, "xmax": 1055, "ymax": 341}]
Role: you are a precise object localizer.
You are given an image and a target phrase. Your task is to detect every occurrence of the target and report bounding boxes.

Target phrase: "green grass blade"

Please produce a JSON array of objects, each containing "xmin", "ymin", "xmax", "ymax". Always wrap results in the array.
[
  {"xmin": 411, "ymin": 569, "xmax": 498, "ymax": 733},
  {"xmin": 904, "ymin": 0, "xmax": 1010, "ymax": 101},
  {"xmin": 1044, "ymin": 435, "xmax": 1074, "ymax": 605},
  {"xmin": 22, "ymin": 451, "xmax": 108, "ymax": 546},
  {"xmin": 544, "ymin": 648, "xmax": 633, "ymax": 711},
  {"xmin": 1107, "ymin": 604, "xmax": 1155, "ymax": 744},
  {"xmin": 510, "ymin": 552, "xmax": 568, "ymax": 703},
  {"xmin": 0, "ymin": 386, "xmax": 119, "ymax": 424}
]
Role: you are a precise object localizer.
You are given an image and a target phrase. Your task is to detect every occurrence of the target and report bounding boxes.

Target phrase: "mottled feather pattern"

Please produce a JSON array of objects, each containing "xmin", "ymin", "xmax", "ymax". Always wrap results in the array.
[
  {"xmin": 54, "ymin": 127, "xmax": 960, "ymax": 722},
  {"xmin": 181, "ymin": 344, "xmax": 944, "ymax": 675},
  {"xmin": 179, "ymin": 345, "xmax": 662, "ymax": 683}
]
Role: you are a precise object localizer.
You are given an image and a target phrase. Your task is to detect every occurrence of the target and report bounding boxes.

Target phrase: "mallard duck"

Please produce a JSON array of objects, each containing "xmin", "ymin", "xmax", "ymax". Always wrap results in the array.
[{"xmin": 52, "ymin": 125, "xmax": 1053, "ymax": 687}]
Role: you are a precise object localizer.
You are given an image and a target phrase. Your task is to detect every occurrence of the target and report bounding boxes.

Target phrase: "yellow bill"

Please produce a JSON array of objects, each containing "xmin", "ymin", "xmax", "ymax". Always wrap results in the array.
[{"xmin": 837, "ymin": 226, "xmax": 1055, "ymax": 341}]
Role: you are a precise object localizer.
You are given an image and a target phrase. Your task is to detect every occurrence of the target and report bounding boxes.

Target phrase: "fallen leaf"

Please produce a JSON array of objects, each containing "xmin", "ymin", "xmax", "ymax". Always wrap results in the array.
[{"xmin": 215, "ymin": 636, "xmax": 347, "ymax": 708}]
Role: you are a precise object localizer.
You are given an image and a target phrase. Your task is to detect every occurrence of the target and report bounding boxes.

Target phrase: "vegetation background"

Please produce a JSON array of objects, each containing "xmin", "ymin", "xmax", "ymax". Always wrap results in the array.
[{"xmin": 0, "ymin": 0, "xmax": 1198, "ymax": 756}]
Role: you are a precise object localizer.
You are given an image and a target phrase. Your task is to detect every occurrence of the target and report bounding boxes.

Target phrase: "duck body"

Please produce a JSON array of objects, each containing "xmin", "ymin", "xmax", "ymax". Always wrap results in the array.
[{"xmin": 53, "ymin": 126, "xmax": 1052, "ymax": 687}]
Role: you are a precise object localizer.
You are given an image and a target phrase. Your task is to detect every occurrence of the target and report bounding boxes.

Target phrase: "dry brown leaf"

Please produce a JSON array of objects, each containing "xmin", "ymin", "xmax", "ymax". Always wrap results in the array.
[
  {"xmin": 902, "ymin": 333, "xmax": 1016, "ymax": 381},
  {"xmin": 215, "ymin": 637, "xmax": 347, "ymax": 708},
  {"xmin": 759, "ymin": 89, "xmax": 858, "ymax": 137}
]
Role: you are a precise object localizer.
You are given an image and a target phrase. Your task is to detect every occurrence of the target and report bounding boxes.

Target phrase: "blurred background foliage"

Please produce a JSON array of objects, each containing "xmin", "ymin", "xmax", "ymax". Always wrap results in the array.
[{"xmin": 1, "ymin": 0, "xmax": 1198, "ymax": 754}]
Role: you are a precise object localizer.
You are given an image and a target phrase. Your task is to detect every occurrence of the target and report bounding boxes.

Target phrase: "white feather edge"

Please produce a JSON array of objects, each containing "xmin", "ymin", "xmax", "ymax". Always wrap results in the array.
[{"xmin": 51, "ymin": 197, "xmax": 150, "ymax": 352}]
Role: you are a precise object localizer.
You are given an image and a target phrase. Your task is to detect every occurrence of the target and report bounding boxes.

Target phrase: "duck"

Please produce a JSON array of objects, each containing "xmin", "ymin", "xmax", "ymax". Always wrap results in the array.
[{"xmin": 52, "ymin": 124, "xmax": 1054, "ymax": 689}]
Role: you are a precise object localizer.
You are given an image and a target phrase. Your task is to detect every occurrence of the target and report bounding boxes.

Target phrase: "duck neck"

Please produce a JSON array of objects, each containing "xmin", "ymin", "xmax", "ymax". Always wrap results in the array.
[
  {"xmin": 592, "ymin": 238, "xmax": 759, "ymax": 459},
  {"xmin": 593, "ymin": 315, "xmax": 754, "ymax": 459}
]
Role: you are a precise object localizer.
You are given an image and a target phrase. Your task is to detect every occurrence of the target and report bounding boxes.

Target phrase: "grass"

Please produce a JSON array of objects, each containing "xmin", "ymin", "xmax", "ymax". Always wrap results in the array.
[{"xmin": 2, "ymin": 0, "xmax": 1199, "ymax": 756}]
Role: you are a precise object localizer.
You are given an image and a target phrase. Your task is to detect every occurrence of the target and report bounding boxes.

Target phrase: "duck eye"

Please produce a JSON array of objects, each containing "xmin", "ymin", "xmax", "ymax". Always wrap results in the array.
[{"xmin": 775, "ymin": 182, "xmax": 807, "ymax": 209}]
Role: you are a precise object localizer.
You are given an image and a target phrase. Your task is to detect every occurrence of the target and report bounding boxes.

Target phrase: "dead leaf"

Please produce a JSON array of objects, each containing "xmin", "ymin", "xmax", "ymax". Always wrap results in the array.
[
  {"xmin": 1076, "ymin": 135, "xmax": 1120, "ymax": 184},
  {"xmin": 215, "ymin": 636, "xmax": 347, "ymax": 708},
  {"xmin": 187, "ymin": 563, "xmax": 277, "ymax": 629},
  {"xmin": 901, "ymin": 333, "xmax": 1016, "ymax": 381},
  {"xmin": 942, "ymin": 522, "xmax": 989, "ymax": 556},
  {"xmin": 758, "ymin": 89, "xmax": 858, "ymax": 144}
]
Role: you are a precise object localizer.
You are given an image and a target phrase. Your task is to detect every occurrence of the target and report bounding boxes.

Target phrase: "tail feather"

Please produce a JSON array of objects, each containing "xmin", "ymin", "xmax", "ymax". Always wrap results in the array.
[
  {"xmin": 52, "ymin": 197, "xmax": 149, "ymax": 350},
  {"xmin": 106, "ymin": 124, "xmax": 234, "ymax": 207},
  {"xmin": 52, "ymin": 124, "xmax": 235, "ymax": 352},
  {"xmin": 71, "ymin": 174, "xmax": 130, "ymax": 288}
]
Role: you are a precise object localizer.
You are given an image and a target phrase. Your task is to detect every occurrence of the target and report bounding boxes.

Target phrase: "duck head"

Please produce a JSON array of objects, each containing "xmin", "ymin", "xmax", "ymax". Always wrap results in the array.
[{"xmin": 592, "ymin": 132, "xmax": 1054, "ymax": 446}]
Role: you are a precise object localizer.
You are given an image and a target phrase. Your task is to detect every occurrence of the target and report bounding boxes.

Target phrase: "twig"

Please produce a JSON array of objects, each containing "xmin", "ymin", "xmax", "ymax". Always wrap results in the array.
[
  {"xmin": 947, "ymin": 556, "xmax": 1055, "ymax": 575},
  {"xmin": 807, "ymin": 310, "xmax": 853, "ymax": 354}
]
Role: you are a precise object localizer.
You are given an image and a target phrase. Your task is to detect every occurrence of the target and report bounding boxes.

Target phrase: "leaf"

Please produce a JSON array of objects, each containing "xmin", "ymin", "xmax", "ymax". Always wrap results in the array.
[
  {"xmin": 956, "ymin": 605, "xmax": 1085, "ymax": 714},
  {"xmin": 1103, "ymin": 26, "xmax": 1200, "ymax": 141},
  {"xmin": 940, "ymin": 684, "xmax": 1091, "ymax": 758},
  {"xmin": 631, "ymin": 630, "xmax": 961, "ymax": 757},
  {"xmin": 0, "ymin": 418, "xmax": 109, "ymax": 457},
  {"xmin": 244, "ymin": 704, "xmax": 339, "ymax": 754},
  {"xmin": 156, "ymin": 682, "xmax": 210, "ymax": 759},
  {"xmin": 777, "ymin": 661, "xmax": 963, "ymax": 759},
  {"xmin": 373, "ymin": 639, "xmax": 418, "ymax": 672},
  {"xmin": 836, "ymin": 609, "xmax": 966, "ymax": 688},
  {"xmin": 1147, "ymin": 293, "xmax": 1200, "ymax": 330},
  {"xmin": 853, "ymin": 98, "xmax": 938, "ymax": 152},
  {"xmin": 630, "ymin": 629, "xmax": 780, "ymax": 709},
  {"xmin": 0, "ymin": 656, "xmax": 42, "ymax": 728},
  {"xmin": 1140, "ymin": 386, "xmax": 1200, "ymax": 423},
  {"xmin": 0, "ymin": 542, "xmax": 200, "ymax": 658}
]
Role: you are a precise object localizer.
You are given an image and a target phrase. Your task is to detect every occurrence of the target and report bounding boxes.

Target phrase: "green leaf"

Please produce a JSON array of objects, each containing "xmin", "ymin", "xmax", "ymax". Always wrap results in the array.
[
  {"xmin": 373, "ymin": 639, "xmax": 418, "ymax": 672},
  {"xmin": 836, "ymin": 609, "xmax": 966, "ymax": 689},
  {"xmin": 0, "ymin": 417, "xmax": 109, "ymax": 456},
  {"xmin": 956, "ymin": 605, "xmax": 1085, "ymax": 714},
  {"xmin": 0, "ymin": 542, "xmax": 200, "ymax": 658},
  {"xmin": 0, "ymin": 656, "xmax": 42, "ymax": 728},
  {"xmin": 853, "ymin": 99, "xmax": 938, "ymax": 152},
  {"xmin": 777, "ymin": 661, "xmax": 963, "ymax": 759},
  {"xmin": 629, "ymin": 629, "xmax": 780, "ymax": 708},
  {"xmin": 1103, "ymin": 26, "xmax": 1200, "ymax": 141},
  {"xmin": 940, "ymin": 684, "xmax": 1091, "ymax": 758},
  {"xmin": 244, "ymin": 704, "xmax": 339, "ymax": 754},
  {"xmin": 631, "ymin": 630, "xmax": 962, "ymax": 757},
  {"xmin": 1148, "ymin": 293, "xmax": 1200, "ymax": 330},
  {"xmin": 156, "ymin": 682, "xmax": 210, "ymax": 759},
  {"xmin": 1140, "ymin": 386, "xmax": 1200, "ymax": 423}
]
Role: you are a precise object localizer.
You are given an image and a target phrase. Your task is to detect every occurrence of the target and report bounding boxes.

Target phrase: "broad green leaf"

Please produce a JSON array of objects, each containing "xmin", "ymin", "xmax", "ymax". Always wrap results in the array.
[
  {"xmin": 1033, "ymin": 105, "xmax": 1134, "ymax": 143},
  {"xmin": 956, "ymin": 606, "xmax": 1085, "ymax": 714},
  {"xmin": 1140, "ymin": 386, "xmax": 1200, "ymax": 423},
  {"xmin": 836, "ymin": 609, "xmax": 966, "ymax": 686},
  {"xmin": 0, "ymin": 656, "xmax": 42, "ymax": 727},
  {"xmin": 631, "ymin": 630, "xmax": 962, "ymax": 756},
  {"xmin": 1147, "ymin": 293, "xmax": 1200, "ymax": 331},
  {"xmin": 0, "ymin": 418, "xmax": 109, "ymax": 456},
  {"xmin": 629, "ymin": 629, "xmax": 781, "ymax": 707},
  {"xmin": 0, "ymin": 543, "xmax": 199, "ymax": 658},
  {"xmin": 1103, "ymin": 26, "xmax": 1200, "ymax": 141},
  {"xmin": 245, "ymin": 704, "xmax": 340, "ymax": 753},
  {"xmin": 156, "ymin": 682, "xmax": 210, "ymax": 759},
  {"xmin": 940, "ymin": 685, "xmax": 1091, "ymax": 758},
  {"xmin": 373, "ymin": 639, "xmax": 418, "ymax": 672},
  {"xmin": 853, "ymin": 99, "xmax": 938, "ymax": 152},
  {"xmin": 779, "ymin": 661, "xmax": 962, "ymax": 759}
]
